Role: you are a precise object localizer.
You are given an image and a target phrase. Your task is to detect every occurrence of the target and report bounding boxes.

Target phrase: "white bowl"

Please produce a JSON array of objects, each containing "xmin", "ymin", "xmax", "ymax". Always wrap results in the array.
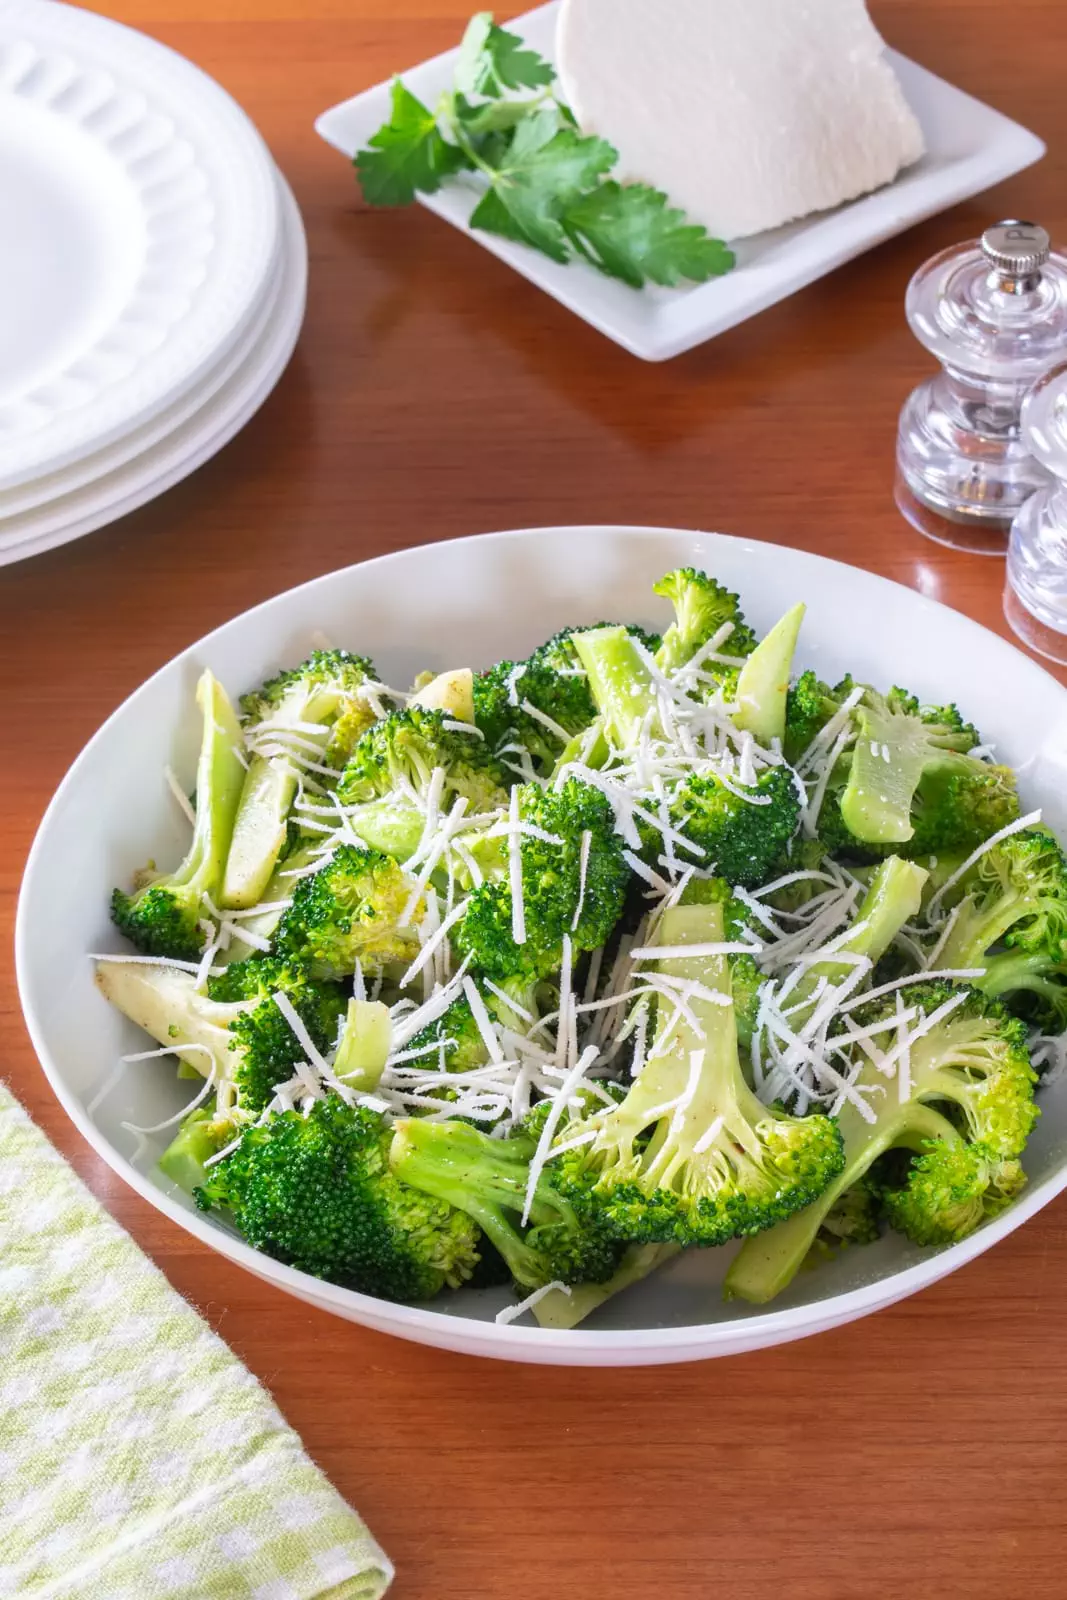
[{"xmin": 18, "ymin": 526, "xmax": 1067, "ymax": 1365}]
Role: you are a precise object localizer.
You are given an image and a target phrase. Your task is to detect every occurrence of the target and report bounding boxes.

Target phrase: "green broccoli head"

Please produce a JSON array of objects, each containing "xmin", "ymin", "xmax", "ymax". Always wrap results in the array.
[
  {"xmin": 876, "ymin": 1140, "xmax": 1026, "ymax": 1247},
  {"xmin": 653, "ymin": 568, "xmax": 757, "ymax": 677},
  {"xmin": 936, "ymin": 828, "xmax": 1067, "ymax": 987},
  {"xmin": 783, "ymin": 672, "xmax": 853, "ymax": 766},
  {"xmin": 472, "ymin": 655, "xmax": 599, "ymax": 774},
  {"xmin": 545, "ymin": 901, "xmax": 844, "ymax": 1249},
  {"xmin": 454, "ymin": 778, "xmax": 629, "ymax": 985},
  {"xmin": 240, "ymin": 649, "xmax": 380, "ymax": 770},
  {"xmin": 206, "ymin": 956, "xmax": 346, "ymax": 1113},
  {"xmin": 390, "ymin": 1116, "xmax": 625, "ymax": 1291},
  {"xmin": 337, "ymin": 707, "xmax": 508, "ymax": 814},
  {"xmin": 666, "ymin": 763, "xmax": 801, "ymax": 888},
  {"xmin": 197, "ymin": 1099, "xmax": 481, "ymax": 1300},
  {"xmin": 272, "ymin": 843, "xmax": 422, "ymax": 979}
]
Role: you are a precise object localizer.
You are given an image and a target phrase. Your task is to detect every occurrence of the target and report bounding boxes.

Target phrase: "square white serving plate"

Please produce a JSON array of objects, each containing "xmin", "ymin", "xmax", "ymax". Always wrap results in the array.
[{"xmin": 315, "ymin": 2, "xmax": 1045, "ymax": 361}]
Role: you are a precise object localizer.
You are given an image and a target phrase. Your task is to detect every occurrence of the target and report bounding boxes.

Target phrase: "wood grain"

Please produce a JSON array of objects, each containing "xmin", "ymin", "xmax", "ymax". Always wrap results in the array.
[{"xmin": 3, "ymin": 3, "xmax": 1067, "ymax": 1595}]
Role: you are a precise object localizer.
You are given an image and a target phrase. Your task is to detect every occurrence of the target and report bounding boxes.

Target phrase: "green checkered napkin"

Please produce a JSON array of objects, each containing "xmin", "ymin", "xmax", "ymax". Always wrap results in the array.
[{"xmin": 0, "ymin": 1082, "xmax": 393, "ymax": 1600}]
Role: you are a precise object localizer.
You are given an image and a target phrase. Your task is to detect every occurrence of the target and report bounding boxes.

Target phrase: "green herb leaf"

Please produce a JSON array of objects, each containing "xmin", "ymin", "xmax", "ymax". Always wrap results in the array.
[
  {"xmin": 355, "ymin": 79, "xmax": 470, "ymax": 207},
  {"xmin": 469, "ymin": 113, "xmax": 616, "ymax": 262},
  {"xmin": 563, "ymin": 182, "xmax": 736, "ymax": 287},
  {"xmin": 456, "ymin": 12, "xmax": 555, "ymax": 98}
]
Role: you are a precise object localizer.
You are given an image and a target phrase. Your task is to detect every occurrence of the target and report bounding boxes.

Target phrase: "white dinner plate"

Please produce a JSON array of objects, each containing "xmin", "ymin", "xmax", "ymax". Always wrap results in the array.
[
  {"xmin": 0, "ymin": 0, "xmax": 279, "ymax": 488},
  {"xmin": 316, "ymin": 2, "xmax": 1045, "ymax": 361},
  {"xmin": 0, "ymin": 171, "xmax": 306, "ymax": 567},
  {"xmin": 17, "ymin": 526, "xmax": 1067, "ymax": 1365}
]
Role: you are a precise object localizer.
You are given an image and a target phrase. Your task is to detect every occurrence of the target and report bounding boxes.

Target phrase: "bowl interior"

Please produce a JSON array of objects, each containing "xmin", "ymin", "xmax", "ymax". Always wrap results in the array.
[{"xmin": 19, "ymin": 525, "xmax": 1067, "ymax": 1359}]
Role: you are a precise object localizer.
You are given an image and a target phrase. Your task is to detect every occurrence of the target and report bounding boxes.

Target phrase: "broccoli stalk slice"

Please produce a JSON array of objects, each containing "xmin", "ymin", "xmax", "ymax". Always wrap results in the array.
[
  {"xmin": 390, "ymin": 1119, "xmax": 611, "ymax": 1291},
  {"xmin": 725, "ymin": 988, "xmax": 1038, "ymax": 1303},
  {"xmin": 334, "ymin": 999, "xmax": 392, "ymax": 1091},
  {"xmin": 733, "ymin": 603, "xmax": 806, "ymax": 745},
  {"xmin": 159, "ymin": 1108, "xmax": 231, "ymax": 1196},
  {"xmin": 410, "ymin": 667, "xmax": 475, "ymax": 722},
  {"xmin": 95, "ymin": 961, "xmax": 241, "ymax": 1083},
  {"xmin": 221, "ymin": 756, "xmax": 299, "ymax": 910},
  {"xmin": 839, "ymin": 693, "xmax": 978, "ymax": 845},
  {"xmin": 786, "ymin": 856, "xmax": 928, "ymax": 1026},
  {"xmin": 531, "ymin": 1243, "xmax": 681, "ymax": 1329},
  {"xmin": 344, "ymin": 800, "xmax": 426, "ymax": 863},
  {"xmin": 571, "ymin": 625, "xmax": 659, "ymax": 749},
  {"xmin": 111, "ymin": 671, "xmax": 246, "ymax": 959},
  {"xmin": 220, "ymin": 838, "xmax": 323, "ymax": 958}
]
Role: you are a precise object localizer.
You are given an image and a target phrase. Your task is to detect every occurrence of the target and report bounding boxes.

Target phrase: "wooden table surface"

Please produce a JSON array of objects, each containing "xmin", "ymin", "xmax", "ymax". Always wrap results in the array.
[{"xmin": 4, "ymin": 2, "xmax": 1067, "ymax": 1595}]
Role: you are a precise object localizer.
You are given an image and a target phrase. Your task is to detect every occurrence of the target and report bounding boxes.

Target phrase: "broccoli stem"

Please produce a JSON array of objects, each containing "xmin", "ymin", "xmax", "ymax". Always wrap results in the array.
[
  {"xmin": 345, "ymin": 801, "xmax": 426, "ymax": 863},
  {"xmin": 786, "ymin": 857, "xmax": 928, "ymax": 1025},
  {"xmin": 334, "ymin": 999, "xmax": 392, "ymax": 1091},
  {"xmin": 95, "ymin": 962, "xmax": 237, "ymax": 1081},
  {"xmin": 220, "ymin": 839, "xmax": 323, "ymax": 958},
  {"xmin": 839, "ymin": 699, "xmax": 976, "ymax": 845},
  {"xmin": 724, "ymin": 1101, "xmax": 959, "ymax": 1304},
  {"xmin": 159, "ymin": 1108, "xmax": 228, "ymax": 1195},
  {"xmin": 221, "ymin": 756, "xmax": 298, "ymax": 910},
  {"xmin": 571, "ymin": 626, "xmax": 659, "ymax": 748},
  {"xmin": 733, "ymin": 603, "xmax": 805, "ymax": 746},
  {"xmin": 532, "ymin": 1243, "xmax": 681, "ymax": 1329},
  {"xmin": 390, "ymin": 1121, "xmax": 553, "ymax": 1288}
]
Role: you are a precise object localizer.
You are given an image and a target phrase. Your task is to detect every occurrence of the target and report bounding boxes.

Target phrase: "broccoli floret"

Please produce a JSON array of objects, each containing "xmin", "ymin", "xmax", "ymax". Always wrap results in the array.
[
  {"xmin": 653, "ymin": 568, "xmax": 757, "ymax": 677},
  {"xmin": 197, "ymin": 1099, "xmax": 481, "ymax": 1300},
  {"xmin": 667, "ymin": 763, "xmax": 801, "ymax": 889},
  {"xmin": 874, "ymin": 1142, "xmax": 1026, "ymax": 1247},
  {"xmin": 112, "ymin": 670, "xmax": 246, "ymax": 960},
  {"xmin": 272, "ymin": 843, "xmax": 422, "ymax": 979},
  {"xmin": 222, "ymin": 650, "xmax": 381, "ymax": 909},
  {"xmin": 95, "ymin": 956, "xmax": 345, "ymax": 1115},
  {"xmin": 454, "ymin": 779, "xmax": 629, "ymax": 986},
  {"xmin": 783, "ymin": 672, "xmax": 855, "ymax": 766},
  {"xmin": 725, "ymin": 983, "xmax": 1038, "ymax": 1303},
  {"xmin": 929, "ymin": 828, "xmax": 1067, "ymax": 1027},
  {"xmin": 937, "ymin": 827, "xmax": 1067, "ymax": 965},
  {"xmin": 240, "ymin": 648, "xmax": 379, "ymax": 766},
  {"xmin": 473, "ymin": 655, "xmax": 599, "ymax": 775},
  {"xmin": 390, "ymin": 1117, "xmax": 625, "ymax": 1290},
  {"xmin": 546, "ymin": 901, "xmax": 844, "ymax": 1248},
  {"xmin": 337, "ymin": 707, "xmax": 508, "ymax": 820},
  {"xmin": 833, "ymin": 685, "xmax": 1016, "ymax": 851}
]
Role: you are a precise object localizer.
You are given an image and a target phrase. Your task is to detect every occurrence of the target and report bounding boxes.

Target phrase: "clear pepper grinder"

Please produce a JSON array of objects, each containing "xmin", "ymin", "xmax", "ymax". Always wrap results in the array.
[
  {"xmin": 1004, "ymin": 360, "xmax": 1067, "ymax": 662},
  {"xmin": 896, "ymin": 221, "xmax": 1067, "ymax": 554}
]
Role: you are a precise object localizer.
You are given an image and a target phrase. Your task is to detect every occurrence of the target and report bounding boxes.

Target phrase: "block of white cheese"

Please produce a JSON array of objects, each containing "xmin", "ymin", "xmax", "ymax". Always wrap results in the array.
[{"xmin": 556, "ymin": 0, "xmax": 925, "ymax": 241}]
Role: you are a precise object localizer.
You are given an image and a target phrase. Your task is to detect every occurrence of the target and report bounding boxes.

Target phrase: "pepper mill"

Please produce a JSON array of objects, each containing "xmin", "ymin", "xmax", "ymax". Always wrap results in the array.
[
  {"xmin": 1004, "ymin": 360, "xmax": 1067, "ymax": 661},
  {"xmin": 896, "ymin": 221, "xmax": 1067, "ymax": 554}
]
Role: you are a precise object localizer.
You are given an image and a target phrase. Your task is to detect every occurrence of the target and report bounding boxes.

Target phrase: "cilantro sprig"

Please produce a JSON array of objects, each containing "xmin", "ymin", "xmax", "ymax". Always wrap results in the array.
[{"xmin": 354, "ymin": 12, "xmax": 734, "ymax": 291}]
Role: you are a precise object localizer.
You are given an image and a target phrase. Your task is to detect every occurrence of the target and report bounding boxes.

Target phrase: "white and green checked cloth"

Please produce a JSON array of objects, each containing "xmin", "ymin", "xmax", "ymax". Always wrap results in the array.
[{"xmin": 0, "ymin": 1082, "xmax": 393, "ymax": 1600}]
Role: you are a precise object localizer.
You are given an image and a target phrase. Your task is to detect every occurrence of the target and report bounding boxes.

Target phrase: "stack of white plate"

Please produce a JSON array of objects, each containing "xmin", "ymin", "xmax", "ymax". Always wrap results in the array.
[{"xmin": 0, "ymin": 0, "xmax": 306, "ymax": 567}]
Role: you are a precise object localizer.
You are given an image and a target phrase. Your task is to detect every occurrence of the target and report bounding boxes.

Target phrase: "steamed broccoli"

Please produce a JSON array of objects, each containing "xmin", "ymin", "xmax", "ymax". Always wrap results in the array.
[
  {"xmin": 932, "ymin": 827, "xmax": 1067, "ymax": 1029},
  {"xmin": 454, "ymin": 778, "xmax": 629, "ymax": 986},
  {"xmin": 545, "ymin": 901, "xmax": 845, "ymax": 1248},
  {"xmin": 95, "ymin": 955, "xmax": 346, "ymax": 1115},
  {"xmin": 390, "ymin": 1117, "xmax": 625, "ymax": 1290},
  {"xmin": 725, "ymin": 984, "xmax": 1038, "ymax": 1303},
  {"xmin": 473, "ymin": 654, "xmax": 598, "ymax": 775},
  {"xmin": 112, "ymin": 671, "xmax": 246, "ymax": 960},
  {"xmin": 221, "ymin": 650, "xmax": 380, "ymax": 909},
  {"xmin": 272, "ymin": 843, "xmax": 422, "ymax": 979},
  {"xmin": 337, "ymin": 707, "xmax": 507, "ymax": 814},
  {"xmin": 240, "ymin": 648, "xmax": 379, "ymax": 765},
  {"xmin": 797, "ymin": 679, "xmax": 1019, "ymax": 858},
  {"xmin": 197, "ymin": 1099, "xmax": 481, "ymax": 1300},
  {"xmin": 653, "ymin": 567, "xmax": 757, "ymax": 679},
  {"xmin": 667, "ymin": 763, "xmax": 801, "ymax": 888}
]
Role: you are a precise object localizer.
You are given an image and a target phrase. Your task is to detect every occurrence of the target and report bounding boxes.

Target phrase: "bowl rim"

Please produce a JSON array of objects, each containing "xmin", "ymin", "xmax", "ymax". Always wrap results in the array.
[{"xmin": 17, "ymin": 523, "xmax": 1067, "ymax": 1362}]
